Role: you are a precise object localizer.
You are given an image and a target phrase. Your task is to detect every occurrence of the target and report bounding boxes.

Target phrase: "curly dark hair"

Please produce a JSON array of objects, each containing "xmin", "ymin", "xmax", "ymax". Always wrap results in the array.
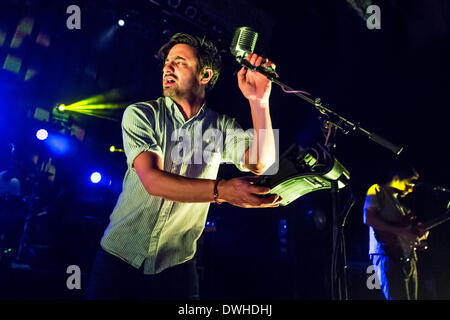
[{"xmin": 157, "ymin": 33, "xmax": 222, "ymax": 91}]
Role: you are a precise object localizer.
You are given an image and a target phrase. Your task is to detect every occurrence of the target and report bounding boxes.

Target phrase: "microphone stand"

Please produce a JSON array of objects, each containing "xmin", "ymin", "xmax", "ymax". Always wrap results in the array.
[
  {"xmin": 237, "ymin": 57, "xmax": 404, "ymax": 155},
  {"xmin": 236, "ymin": 56, "xmax": 401, "ymax": 300}
]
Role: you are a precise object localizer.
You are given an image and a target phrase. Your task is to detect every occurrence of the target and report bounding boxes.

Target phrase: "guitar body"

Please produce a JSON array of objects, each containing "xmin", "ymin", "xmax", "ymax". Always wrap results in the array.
[
  {"xmin": 374, "ymin": 215, "xmax": 417, "ymax": 260},
  {"xmin": 374, "ymin": 208, "xmax": 450, "ymax": 260}
]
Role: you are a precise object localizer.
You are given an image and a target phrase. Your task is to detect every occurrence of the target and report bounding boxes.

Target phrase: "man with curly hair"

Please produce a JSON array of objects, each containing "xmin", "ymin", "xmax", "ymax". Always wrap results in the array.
[{"xmin": 86, "ymin": 33, "xmax": 280, "ymax": 299}]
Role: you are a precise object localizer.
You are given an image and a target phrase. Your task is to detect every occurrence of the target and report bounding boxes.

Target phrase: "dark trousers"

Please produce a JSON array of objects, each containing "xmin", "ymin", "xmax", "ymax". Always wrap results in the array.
[
  {"xmin": 372, "ymin": 254, "xmax": 418, "ymax": 300},
  {"xmin": 85, "ymin": 247, "xmax": 199, "ymax": 300}
]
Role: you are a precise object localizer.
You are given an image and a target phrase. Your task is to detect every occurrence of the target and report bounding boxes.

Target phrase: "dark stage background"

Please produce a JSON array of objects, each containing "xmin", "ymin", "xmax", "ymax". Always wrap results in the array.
[{"xmin": 0, "ymin": 0, "xmax": 449, "ymax": 300}]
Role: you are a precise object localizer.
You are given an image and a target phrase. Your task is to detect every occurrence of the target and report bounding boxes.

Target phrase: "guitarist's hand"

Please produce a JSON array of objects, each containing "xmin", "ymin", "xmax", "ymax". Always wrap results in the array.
[
  {"xmin": 398, "ymin": 225, "xmax": 422, "ymax": 244},
  {"xmin": 415, "ymin": 222, "xmax": 430, "ymax": 241}
]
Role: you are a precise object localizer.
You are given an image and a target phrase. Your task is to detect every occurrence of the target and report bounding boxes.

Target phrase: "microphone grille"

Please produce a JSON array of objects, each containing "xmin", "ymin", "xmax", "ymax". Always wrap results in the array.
[{"xmin": 230, "ymin": 27, "xmax": 258, "ymax": 59}]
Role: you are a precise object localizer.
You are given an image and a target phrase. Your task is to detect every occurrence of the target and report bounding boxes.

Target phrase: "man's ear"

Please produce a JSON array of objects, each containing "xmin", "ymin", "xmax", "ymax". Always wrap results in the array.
[{"xmin": 201, "ymin": 68, "xmax": 213, "ymax": 84}]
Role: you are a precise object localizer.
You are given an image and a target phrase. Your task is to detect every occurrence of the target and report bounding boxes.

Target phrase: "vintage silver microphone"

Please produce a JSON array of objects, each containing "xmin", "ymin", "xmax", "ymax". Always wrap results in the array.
[
  {"xmin": 230, "ymin": 27, "xmax": 258, "ymax": 60},
  {"xmin": 230, "ymin": 27, "xmax": 278, "ymax": 79}
]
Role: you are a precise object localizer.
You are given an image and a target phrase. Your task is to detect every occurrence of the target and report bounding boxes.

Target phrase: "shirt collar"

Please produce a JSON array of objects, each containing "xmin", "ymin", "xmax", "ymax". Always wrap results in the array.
[{"xmin": 164, "ymin": 96, "xmax": 207, "ymax": 124}]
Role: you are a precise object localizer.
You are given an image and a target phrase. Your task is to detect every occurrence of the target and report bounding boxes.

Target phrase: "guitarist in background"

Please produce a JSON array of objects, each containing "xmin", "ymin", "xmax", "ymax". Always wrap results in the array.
[{"xmin": 363, "ymin": 164, "xmax": 429, "ymax": 300}]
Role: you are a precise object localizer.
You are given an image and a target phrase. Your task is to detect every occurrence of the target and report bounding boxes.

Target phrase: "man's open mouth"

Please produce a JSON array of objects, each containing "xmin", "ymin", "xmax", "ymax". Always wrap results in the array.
[{"xmin": 163, "ymin": 75, "xmax": 177, "ymax": 86}]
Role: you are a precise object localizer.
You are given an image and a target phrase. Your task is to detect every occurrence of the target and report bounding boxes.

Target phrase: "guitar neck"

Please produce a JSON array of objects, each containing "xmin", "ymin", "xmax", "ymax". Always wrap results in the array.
[{"xmin": 422, "ymin": 210, "xmax": 450, "ymax": 231}]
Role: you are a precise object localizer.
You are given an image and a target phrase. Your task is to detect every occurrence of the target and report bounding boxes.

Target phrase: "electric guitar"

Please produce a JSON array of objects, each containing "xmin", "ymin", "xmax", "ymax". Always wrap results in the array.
[{"xmin": 374, "ymin": 208, "xmax": 450, "ymax": 261}]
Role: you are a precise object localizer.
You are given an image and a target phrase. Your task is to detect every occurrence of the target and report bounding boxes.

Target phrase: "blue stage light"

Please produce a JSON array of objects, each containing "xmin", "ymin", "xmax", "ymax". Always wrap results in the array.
[
  {"xmin": 90, "ymin": 172, "xmax": 102, "ymax": 184},
  {"xmin": 36, "ymin": 129, "xmax": 48, "ymax": 140}
]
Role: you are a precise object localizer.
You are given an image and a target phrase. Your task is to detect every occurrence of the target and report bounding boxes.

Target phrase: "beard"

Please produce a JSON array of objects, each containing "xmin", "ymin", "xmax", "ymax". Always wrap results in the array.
[
  {"xmin": 162, "ymin": 75, "xmax": 201, "ymax": 101},
  {"xmin": 162, "ymin": 85, "xmax": 177, "ymax": 98}
]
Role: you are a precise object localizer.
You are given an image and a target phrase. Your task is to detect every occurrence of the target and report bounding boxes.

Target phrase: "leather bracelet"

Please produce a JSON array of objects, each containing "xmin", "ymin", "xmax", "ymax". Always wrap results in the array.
[{"xmin": 213, "ymin": 178, "xmax": 222, "ymax": 204}]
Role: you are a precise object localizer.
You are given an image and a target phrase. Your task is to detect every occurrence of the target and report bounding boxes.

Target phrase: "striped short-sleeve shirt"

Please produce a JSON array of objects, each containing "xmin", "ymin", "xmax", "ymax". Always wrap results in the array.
[{"xmin": 101, "ymin": 96, "xmax": 253, "ymax": 274}]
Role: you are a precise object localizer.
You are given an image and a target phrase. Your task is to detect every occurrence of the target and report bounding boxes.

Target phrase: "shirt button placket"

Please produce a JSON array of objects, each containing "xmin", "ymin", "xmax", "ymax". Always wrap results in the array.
[{"xmin": 147, "ymin": 199, "xmax": 174, "ymax": 272}]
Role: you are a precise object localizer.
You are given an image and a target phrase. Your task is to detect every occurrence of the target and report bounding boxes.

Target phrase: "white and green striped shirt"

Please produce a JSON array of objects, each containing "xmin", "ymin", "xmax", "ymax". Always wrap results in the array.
[{"xmin": 101, "ymin": 96, "xmax": 252, "ymax": 274}]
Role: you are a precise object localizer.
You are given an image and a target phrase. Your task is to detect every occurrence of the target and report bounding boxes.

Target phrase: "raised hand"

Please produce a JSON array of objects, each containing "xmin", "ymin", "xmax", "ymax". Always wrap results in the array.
[{"xmin": 237, "ymin": 53, "xmax": 274, "ymax": 104}]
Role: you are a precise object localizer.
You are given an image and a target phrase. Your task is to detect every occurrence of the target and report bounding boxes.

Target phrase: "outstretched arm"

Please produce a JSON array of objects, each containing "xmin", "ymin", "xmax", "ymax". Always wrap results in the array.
[
  {"xmin": 237, "ymin": 53, "xmax": 276, "ymax": 175},
  {"xmin": 134, "ymin": 150, "xmax": 281, "ymax": 208}
]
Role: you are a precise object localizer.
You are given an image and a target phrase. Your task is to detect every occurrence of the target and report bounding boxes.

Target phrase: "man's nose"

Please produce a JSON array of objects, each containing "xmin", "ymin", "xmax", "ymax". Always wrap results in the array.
[{"xmin": 163, "ymin": 61, "xmax": 175, "ymax": 73}]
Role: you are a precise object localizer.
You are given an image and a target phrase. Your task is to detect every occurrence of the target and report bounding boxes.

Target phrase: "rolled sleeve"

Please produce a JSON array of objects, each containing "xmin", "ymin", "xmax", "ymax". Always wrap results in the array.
[{"xmin": 122, "ymin": 104, "xmax": 163, "ymax": 168}]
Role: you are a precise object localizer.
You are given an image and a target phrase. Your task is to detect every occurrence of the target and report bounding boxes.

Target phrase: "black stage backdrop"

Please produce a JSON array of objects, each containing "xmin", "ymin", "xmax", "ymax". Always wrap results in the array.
[{"xmin": 0, "ymin": 0, "xmax": 449, "ymax": 301}]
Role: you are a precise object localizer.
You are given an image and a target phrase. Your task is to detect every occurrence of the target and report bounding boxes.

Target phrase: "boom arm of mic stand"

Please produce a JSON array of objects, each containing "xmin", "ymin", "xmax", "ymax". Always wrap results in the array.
[{"xmin": 238, "ymin": 58, "xmax": 404, "ymax": 156}]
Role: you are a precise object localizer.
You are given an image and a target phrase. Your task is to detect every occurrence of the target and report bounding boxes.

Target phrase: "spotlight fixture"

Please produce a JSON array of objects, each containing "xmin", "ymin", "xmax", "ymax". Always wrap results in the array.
[
  {"xmin": 36, "ymin": 129, "xmax": 48, "ymax": 141},
  {"xmin": 118, "ymin": 19, "xmax": 125, "ymax": 27}
]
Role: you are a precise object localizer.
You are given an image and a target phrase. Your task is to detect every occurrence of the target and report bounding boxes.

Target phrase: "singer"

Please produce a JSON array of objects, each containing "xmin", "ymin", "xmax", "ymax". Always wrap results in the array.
[{"xmin": 85, "ymin": 32, "xmax": 280, "ymax": 299}]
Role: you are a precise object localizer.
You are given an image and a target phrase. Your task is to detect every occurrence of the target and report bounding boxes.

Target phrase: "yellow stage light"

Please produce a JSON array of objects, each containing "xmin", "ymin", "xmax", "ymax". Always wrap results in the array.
[
  {"xmin": 57, "ymin": 89, "xmax": 126, "ymax": 121},
  {"xmin": 109, "ymin": 146, "xmax": 124, "ymax": 153}
]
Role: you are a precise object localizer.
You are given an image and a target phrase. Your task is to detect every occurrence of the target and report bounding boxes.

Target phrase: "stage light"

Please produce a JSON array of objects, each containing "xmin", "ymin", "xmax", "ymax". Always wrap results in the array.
[
  {"xmin": 109, "ymin": 146, "xmax": 124, "ymax": 152},
  {"xmin": 118, "ymin": 19, "xmax": 125, "ymax": 27},
  {"xmin": 90, "ymin": 172, "xmax": 102, "ymax": 184},
  {"xmin": 36, "ymin": 129, "xmax": 48, "ymax": 140},
  {"xmin": 56, "ymin": 89, "xmax": 125, "ymax": 121},
  {"xmin": 58, "ymin": 104, "xmax": 66, "ymax": 112}
]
